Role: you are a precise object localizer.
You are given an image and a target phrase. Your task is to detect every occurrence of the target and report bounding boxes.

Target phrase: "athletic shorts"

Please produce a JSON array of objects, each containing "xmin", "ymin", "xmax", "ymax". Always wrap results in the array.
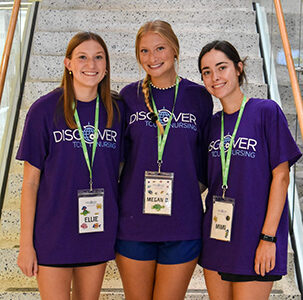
[
  {"xmin": 39, "ymin": 261, "xmax": 107, "ymax": 268},
  {"xmin": 116, "ymin": 239, "xmax": 202, "ymax": 265},
  {"xmin": 219, "ymin": 272, "xmax": 282, "ymax": 282}
]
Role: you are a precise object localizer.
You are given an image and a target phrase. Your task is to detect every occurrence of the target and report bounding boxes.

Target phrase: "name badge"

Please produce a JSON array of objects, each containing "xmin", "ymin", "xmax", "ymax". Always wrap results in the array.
[
  {"xmin": 143, "ymin": 171, "xmax": 174, "ymax": 216},
  {"xmin": 210, "ymin": 195, "xmax": 234, "ymax": 242},
  {"xmin": 78, "ymin": 189, "xmax": 104, "ymax": 234}
]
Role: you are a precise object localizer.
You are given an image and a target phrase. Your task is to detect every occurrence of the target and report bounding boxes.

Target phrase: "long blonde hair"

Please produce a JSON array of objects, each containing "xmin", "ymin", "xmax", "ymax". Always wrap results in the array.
[
  {"xmin": 135, "ymin": 20, "xmax": 179, "ymax": 134},
  {"xmin": 60, "ymin": 31, "xmax": 118, "ymax": 129}
]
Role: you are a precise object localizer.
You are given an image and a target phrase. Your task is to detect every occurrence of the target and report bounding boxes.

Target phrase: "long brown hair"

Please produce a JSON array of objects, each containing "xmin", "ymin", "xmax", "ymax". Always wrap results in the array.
[
  {"xmin": 60, "ymin": 31, "xmax": 118, "ymax": 129},
  {"xmin": 135, "ymin": 20, "xmax": 179, "ymax": 134}
]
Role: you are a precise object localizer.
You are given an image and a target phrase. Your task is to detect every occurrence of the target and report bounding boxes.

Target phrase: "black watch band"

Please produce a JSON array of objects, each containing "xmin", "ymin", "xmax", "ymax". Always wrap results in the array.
[{"xmin": 259, "ymin": 233, "xmax": 277, "ymax": 243}]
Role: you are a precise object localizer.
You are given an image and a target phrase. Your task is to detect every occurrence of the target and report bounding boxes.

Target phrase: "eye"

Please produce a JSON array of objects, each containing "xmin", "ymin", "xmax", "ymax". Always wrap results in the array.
[
  {"xmin": 96, "ymin": 55, "xmax": 104, "ymax": 60},
  {"xmin": 219, "ymin": 65, "xmax": 226, "ymax": 71},
  {"xmin": 140, "ymin": 49, "xmax": 148, "ymax": 54},
  {"xmin": 202, "ymin": 70, "xmax": 210, "ymax": 77},
  {"xmin": 157, "ymin": 46, "xmax": 164, "ymax": 51},
  {"xmin": 78, "ymin": 55, "xmax": 87, "ymax": 60}
]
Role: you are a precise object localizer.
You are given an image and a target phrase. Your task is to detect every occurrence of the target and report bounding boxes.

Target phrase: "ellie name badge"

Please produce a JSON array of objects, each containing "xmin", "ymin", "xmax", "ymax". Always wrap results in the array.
[
  {"xmin": 78, "ymin": 189, "xmax": 104, "ymax": 234},
  {"xmin": 210, "ymin": 195, "xmax": 235, "ymax": 242},
  {"xmin": 143, "ymin": 171, "xmax": 174, "ymax": 216}
]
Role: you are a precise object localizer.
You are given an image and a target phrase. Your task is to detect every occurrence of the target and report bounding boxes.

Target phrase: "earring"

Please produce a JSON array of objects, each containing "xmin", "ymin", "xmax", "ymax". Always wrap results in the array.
[{"xmin": 69, "ymin": 70, "xmax": 72, "ymax": 75}]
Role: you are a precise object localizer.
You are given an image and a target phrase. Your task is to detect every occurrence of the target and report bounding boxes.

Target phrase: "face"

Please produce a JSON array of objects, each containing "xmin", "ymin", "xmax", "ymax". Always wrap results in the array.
[
  {"xmin": 200, "ymin": 49, "xmax": 242, "ymax": 101},
  {"xmin": 64, "ymin": 39, "xmax": 107, "ymax": 96},
  {"xmin": 139, "ymin": 32, "xmax": 176, "ymax": 81}
]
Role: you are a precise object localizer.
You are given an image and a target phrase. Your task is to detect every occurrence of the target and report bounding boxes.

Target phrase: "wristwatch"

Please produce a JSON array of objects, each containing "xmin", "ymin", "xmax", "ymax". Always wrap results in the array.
[{"xmin": 259, "ymin": 233, "xmax": 277, "ymax": 243}]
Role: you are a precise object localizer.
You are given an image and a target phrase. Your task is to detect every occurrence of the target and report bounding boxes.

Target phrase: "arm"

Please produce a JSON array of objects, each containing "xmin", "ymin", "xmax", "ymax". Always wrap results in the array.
[
  {"xmin": 17, "ymin": 161, "xmax": 40, "ymax": 277},
  {"xmin": 254, "ymin": 161, "xmax": 289, "ymax": 276}
]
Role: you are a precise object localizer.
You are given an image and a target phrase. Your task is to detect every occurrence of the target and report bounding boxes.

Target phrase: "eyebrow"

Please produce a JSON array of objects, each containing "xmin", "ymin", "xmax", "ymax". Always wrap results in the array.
[
  {"xmin": 140, "ymin": 42, "xmax": 167, "ymax": 49},
  {"xmin": 201, "ymin": 61, "xmax": 228, "ymax": 71},
  {"xmin": 76, "ymin": 50, "xmax": 105, "ymax": 55}
]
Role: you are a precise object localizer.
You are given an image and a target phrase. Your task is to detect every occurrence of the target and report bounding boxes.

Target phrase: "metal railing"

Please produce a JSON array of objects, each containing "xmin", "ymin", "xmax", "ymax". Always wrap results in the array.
[
  {"xmin": 0, "ymin": 0, "xmax": 21, "ymax": 103},
  {"xmin": 0, "ymin": 1, "xmax": 39, "ymax": 216},
  {"xmin": 254, "ymin": 0, "xmax": 303, "ymax": 297}
]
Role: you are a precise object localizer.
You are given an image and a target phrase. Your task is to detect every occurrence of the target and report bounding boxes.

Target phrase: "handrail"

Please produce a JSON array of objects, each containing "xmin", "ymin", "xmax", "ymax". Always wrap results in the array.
[
  {"xmin": 273, "ymin": 0, "xmax": 303, "ymax": 140},
  {"xmin": 0, "ymin": 0, "xmax": 21, "ymax": 104}
]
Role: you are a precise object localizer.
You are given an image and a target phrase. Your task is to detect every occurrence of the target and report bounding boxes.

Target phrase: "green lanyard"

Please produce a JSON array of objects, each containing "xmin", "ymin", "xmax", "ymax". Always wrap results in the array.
[
  {"xmin": 74, "ymin": 95, "xmax": 99, "ymax": 191},
  {"xmin": 150, "ymin": 77, "xmax": 180, "ymax": 172},
  {"xmin": 220, "ymin": 96, "xmax": 247, "ymax": 198}
]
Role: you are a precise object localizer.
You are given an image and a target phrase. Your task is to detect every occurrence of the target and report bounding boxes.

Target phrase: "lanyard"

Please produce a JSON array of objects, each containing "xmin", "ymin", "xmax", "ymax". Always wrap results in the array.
[
  {"xmin": 220, "ymin": 96, "xmax": 247, "ymax": 198},
  {"xmin": 150, "ymin": 77, "xmax": 180, "ymax": 172},
  {"xmin": 74, "ymin": 95, "xmax": 99, "ymax": 191}
]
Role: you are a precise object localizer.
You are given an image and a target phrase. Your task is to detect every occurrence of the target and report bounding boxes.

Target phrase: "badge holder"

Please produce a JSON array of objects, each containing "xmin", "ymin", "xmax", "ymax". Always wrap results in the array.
[
  {"xmin": 210, "ymin": 195, "xmax": 235, "ymax": 242},
  {"xmin": 78, "ymin": 188, "xmax": 104, "ymax": 234},
  {"xmin": 143, "ymin": 171, "xmax": 174, "ymax": 216}
]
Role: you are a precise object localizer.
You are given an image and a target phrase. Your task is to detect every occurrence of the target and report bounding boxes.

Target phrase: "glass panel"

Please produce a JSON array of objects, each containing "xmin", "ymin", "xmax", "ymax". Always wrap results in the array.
[
  {"xmin": 255, "ymin": 0, "xmax": 303, "ymax": 292},
  {"xmin": 0, "ymin": 2, "xmax": 30, "ymax": 147},
  {"xmin": 255, "ymin": 0, "xmax": 303, "ymax": 219},
  {"xmin": 0, "ymin": 1, "xmax": 37, "ymax": 210}
]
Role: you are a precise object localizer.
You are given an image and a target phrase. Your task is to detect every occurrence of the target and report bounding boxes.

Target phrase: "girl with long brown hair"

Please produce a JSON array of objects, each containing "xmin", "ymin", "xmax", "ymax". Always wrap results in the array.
[{"xmin": 16, "ymin": 32, "xmax": 123, "ymax": 299}]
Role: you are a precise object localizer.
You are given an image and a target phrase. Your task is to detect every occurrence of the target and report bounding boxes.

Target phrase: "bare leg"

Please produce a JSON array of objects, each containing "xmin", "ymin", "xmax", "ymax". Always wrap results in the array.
[
  {"xmin": 72, "ymin": 263, "xmax": 107, "ymax": 300},
  {"xmin": 116, "ymin": 253, "xmax": 156, "ymax": 300},
  {"xmin": 37, "ymin": 266, "xmax": 72, "ymax": 300},
  {"xmin": 233, "ymin": 281, "xmax": 273, "ymax": 300},
  {"xmin": 203, "ymin": 268, "xmax": 232, "ymax": 300},
  {"xmin": 152, "ymin": 258, "xmax": 198, "ymax": 300}
]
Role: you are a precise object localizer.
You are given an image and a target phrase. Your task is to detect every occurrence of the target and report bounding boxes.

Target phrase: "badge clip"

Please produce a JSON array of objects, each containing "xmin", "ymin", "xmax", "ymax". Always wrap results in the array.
[
  {"xmin": 222, "ymin": 185, "xmax": 228, "ymax": 199},
  {"xmin": 90, "ymin": 178, "xmax": 93, "ymax": 192},
  {"xmin": 157, "ymin": 160, "xmax": 162, "ymax": 173}
]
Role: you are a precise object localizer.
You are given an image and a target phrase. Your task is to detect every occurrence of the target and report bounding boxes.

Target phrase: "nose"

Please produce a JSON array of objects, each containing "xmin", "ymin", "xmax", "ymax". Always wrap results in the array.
[
  {"xmin": 212, "ymin": 70, "xmax": 219, "ymax": 81},
  {"xmin": 87, "ymin": 57, "xmax": 95, "ymax": 68},
  {"xmin": 148, "ymin": 50, "xmax": 158, "ymax": 63}
]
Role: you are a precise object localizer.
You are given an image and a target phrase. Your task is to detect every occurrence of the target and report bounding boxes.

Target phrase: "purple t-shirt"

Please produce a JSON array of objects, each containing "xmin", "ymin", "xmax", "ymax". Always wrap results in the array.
[
  {"xmin": 200, "ymin": 98, "xmax": 301, "ymax": 275},
  {"xmin": 16, "ymin": 88, "xmax": 124, "ymax": 264},
  {"xmin": 118, "ymin": 78, "xmax": 213, "ymax": 241}
]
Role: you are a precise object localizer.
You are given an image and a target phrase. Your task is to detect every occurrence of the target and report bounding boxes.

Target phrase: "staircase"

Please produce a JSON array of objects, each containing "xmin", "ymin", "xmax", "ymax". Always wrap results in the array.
[{"xmin": 0, "ymin": 0, "xmax": 301, "ymax": 298}]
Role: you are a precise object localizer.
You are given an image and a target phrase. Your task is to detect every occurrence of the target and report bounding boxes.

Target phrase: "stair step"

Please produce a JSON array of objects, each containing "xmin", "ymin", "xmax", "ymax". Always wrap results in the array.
[
  {"xmin": 32, "ymin": 31, "xmax": 261, "ymax": 57},
  {"xmin": 40, "ymin": 0, "xmax": 253, "ymax": 11},
  {"xmin": 35, "ymin": 9, "xmax": 256, "ymax": 33}
]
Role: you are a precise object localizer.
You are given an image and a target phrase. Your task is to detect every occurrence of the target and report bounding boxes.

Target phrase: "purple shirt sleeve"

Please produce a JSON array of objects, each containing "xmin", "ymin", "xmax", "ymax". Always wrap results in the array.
[
  {"xmin": 16, "ymin": 98, "xmax": 50, "ymax": 170},
  {"xmin": 263, "ymin": 101, "xmax": 301, "ymax": 170}
]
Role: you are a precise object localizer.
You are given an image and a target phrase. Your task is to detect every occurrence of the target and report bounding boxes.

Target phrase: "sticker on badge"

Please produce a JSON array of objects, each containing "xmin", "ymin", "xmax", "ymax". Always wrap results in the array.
[
  {"xmin": 143, "ymin": 171, "xmax": 174, "ymax": 216},
  {"xmin": 210, "ymin": 195, "xmax": 235, "ymax": 242},
  {"xmin": 78, "ymin": 188, "xmax": 104, "ymax": 234}
]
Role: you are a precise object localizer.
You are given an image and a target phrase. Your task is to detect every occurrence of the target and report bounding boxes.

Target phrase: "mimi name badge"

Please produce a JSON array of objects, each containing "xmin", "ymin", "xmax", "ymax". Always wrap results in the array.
[{"xmin": 210, "ymin": 195, "xmax": 234, "ymax": 242}]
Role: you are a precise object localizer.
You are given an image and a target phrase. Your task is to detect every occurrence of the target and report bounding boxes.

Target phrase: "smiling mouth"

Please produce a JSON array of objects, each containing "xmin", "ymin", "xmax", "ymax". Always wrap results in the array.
[
  {"xmin": 82, "ymin": 72, "xmax": 98, "ymax": 76},
  {"xmin": 212, "ymin": 83, "xmax": 226, "ymax": 89},
  {"xmin": 149, "ymin": 63, "xmax": 163, "ymax": 69}
]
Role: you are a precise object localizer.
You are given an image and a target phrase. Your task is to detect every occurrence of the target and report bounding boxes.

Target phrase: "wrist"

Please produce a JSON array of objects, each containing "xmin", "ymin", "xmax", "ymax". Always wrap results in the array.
[{"xmin": 259, "ymin": 233, "xmax": 277, "ymax": 243}]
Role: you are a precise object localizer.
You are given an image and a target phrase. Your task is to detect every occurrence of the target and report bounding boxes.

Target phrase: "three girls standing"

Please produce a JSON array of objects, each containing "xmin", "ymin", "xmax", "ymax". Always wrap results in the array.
[{"xmin": 16, "ymin": 21, "xmax": 301, "ymax": 300}]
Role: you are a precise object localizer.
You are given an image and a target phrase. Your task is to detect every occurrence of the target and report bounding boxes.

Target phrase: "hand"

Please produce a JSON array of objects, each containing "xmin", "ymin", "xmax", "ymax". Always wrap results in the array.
[
  {"xmin": 254, "ymin": 240, "xmax": 276, "ymax": 276},
  {"xmin": 17, "ymin": 245, "xmax": 38, "ymax": 277}
]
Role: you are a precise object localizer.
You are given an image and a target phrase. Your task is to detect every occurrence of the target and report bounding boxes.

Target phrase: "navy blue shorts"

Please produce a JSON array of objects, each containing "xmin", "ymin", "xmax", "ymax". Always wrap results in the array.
[
  {"xmin": 39, "ymin": 261, "xmax": 107, "ymax": 268},
  {"xmin": 219, "ymin": 272, "xmax": 282, "ymax": 282},
  {"xmin": 116, "ymin": 239, "xmax": 202, "ymax": 265}
]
